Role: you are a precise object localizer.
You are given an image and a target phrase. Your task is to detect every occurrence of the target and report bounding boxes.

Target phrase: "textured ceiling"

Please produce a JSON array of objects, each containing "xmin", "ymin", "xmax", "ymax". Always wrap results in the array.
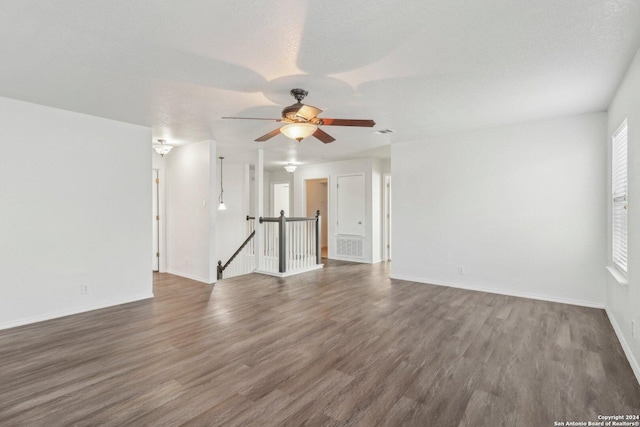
[{"xmin": 0, "ymin": 1, "xmax": 639, "ymax": 169}]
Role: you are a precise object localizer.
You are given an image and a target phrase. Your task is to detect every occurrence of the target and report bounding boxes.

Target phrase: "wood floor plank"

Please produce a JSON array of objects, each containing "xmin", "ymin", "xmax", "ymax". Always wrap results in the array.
[{"xmin": 0, "ymin": 259, "xmax": 638, "ymax": 426}]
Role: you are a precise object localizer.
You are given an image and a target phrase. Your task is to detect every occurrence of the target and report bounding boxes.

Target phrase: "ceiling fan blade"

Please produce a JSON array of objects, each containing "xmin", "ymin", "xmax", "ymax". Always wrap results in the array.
[
  {"xmin": 313, "ymin": 128, "xmax": 335, "ymax": 144},
  {"xmin": 222, "ymin": 116, "xmax": 282, "ymax": 121},
  {"xmin": 296, "ymin": 105, "xmax": 322, "ymax": 121},
  {"xmin": 255, "ymin": 128, "xmax": 282, "ymax": 142},
  {"xmin": 320, "ymin": 118, "xmax": 376, "ymax": 127}
]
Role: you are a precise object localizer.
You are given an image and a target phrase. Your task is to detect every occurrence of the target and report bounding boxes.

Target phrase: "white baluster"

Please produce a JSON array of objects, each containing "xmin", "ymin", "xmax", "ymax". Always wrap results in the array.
[
  {"xmin": 308, "ymin": 221, "xmax": 311, "ymax": 267},
  {"xmin": 290, "ymin": 222, "xmax": 294, "ymax": 271},
  {"xmin": 293, "ymin": 222, "xmax": 297, "ymax": 271},
  {"xmin": 296, "ymin": 222, "xmax": 300, "ymax": 271}
]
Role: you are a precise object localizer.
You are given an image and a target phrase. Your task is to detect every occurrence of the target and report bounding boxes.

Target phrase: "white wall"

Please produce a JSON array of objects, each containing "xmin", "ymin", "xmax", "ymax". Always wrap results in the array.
[
  {"xmin": 249, "ymin": 169, "xmax": 271, "ymax": 217},
  {"xmin": 270, "ymin": 170, "xmax": 293, "ymax": 182},
  {"xmin": 372, "ymin": 159, "xmax": 383, "ymax": 263},
  {"xmin": 293, "ymin": 158, "xmax": 379, "ymax": 263},
  {"xmin": 166, "ymin": 140, "xmax": 217, "ymax": 283},
  {"xmin": 0, "ymin": 96, "xmax": 153, "ymax": 329},
  {"xmin": 606, "ymin": 48, "xmax": 640, "ymax": 382},
  {"xmin": 270, "ymin": 169, "xmax": 293, "ymax": 216},
  {"xmin": 152, "ymin": 151, "xmax": 166, "ymax": 169},
  {"xmin": 380, "ymin": 158, "xmax": 391, "ymax": 174},
  {"xmin": 273, "ymin": 183, "xmax": 291, "ymax": 216},
  {"xmin": 216, "ymin": 163, "xmax": 251, "ymax": 265},
  {"xmin": 392, "ymin": 112, "xmax": 607, "ymax": 307}
]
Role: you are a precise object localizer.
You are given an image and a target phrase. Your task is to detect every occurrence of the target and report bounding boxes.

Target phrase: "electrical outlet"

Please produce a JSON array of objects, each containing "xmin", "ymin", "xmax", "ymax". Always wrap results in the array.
[
  {"xmin": 458, "ymin": 266, "xmax": 465, "ymax": 275},
  {"xmin": 80, "ymin": 284, "xmax": 89, "ymax": 295}
]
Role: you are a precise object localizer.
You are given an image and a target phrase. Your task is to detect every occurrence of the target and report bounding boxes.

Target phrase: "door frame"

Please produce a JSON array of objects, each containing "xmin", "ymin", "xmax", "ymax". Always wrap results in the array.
[
  {"xmin": 303, "ymin": 176, "xmax": 330, "ymax": 258},
  {"xmin": 336, "ymin": 173, "xmax": 366, "ymax": 237},
  {"xmin": 270, "ymin": 181, "xmax": 291, "ymax": 216},
  {"xmin": 383, "ymin": 173, "xmax": 392, "ymax": 261},
  {"xmin": 153, "ymin": 168, "xmax": 167, "ymax": 273},
  {"xmin": 153, "ymin": 169, "xmax": 159, "ymax": 272}
]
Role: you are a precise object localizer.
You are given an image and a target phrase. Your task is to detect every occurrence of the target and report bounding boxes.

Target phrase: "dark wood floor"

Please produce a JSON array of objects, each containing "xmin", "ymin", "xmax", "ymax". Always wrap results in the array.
[{"xmin": 0, "ymin": 260, "xmax": 638, "ymax": 426}]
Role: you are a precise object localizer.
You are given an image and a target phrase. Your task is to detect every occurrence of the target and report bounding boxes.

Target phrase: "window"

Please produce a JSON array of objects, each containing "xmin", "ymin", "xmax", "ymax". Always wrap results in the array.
[{"xmin": 612, "ymin": 119, "xmax": 628, "ymax": 274}]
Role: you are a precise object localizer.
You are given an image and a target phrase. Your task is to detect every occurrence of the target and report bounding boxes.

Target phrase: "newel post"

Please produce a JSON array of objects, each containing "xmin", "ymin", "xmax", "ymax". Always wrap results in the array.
[
  {"xmin": 315, "ymin": 210, "xmax": 322, "ymax": 265},
  {"xmin": 278, "ymin": 210, "xmax": 286, "ymax": 273},
  {"xmin": 217, "ymin": 260, "xmax": 223, "ymax": 280}
]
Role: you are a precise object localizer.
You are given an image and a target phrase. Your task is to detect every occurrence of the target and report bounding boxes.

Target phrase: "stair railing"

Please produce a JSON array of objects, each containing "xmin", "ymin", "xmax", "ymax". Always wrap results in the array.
[
  {"xmin": 217, "ymin": 216, "xmax": 256, "ymax": 280},
  {"xmin": 259, "ymin": 210, "xmax": 322, "ymax": 274}
]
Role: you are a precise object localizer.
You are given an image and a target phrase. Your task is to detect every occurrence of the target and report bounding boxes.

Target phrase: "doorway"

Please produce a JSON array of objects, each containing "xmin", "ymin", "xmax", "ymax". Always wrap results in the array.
[
  {"xmin": 305, "ymin": 178, "xmax": 328, "ymax": 258},
  {"xmin": 272, "ymin": 182, "xmax": 290, "ymax": 216},
  {"xmin": 152, "ymin": 169, "xmax": 159, "ymax": 272},
  {"xmin": 383, "ymin": 174, "xmax": 392, "ymax": 261}
]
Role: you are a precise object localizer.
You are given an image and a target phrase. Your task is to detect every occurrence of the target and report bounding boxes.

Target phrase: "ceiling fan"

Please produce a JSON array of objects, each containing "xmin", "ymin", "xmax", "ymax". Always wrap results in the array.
[{"xmin": 222, "ymin": 88, "xmax": 375, "ymax": 143}]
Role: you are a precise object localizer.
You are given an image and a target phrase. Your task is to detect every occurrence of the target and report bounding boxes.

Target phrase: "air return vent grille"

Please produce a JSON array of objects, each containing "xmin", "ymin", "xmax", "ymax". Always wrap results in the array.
[{"xmin": 336, "ymin": 236, "xmax": 364, "ymax": 258}]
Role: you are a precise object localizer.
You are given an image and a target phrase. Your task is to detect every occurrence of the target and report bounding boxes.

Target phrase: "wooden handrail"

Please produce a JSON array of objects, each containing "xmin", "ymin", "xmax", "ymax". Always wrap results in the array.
[
  {"xmin": 217, "ymin": 230, "xmax": 255, "ymax": 280},
  {"xmin": 259, "ymin": 212, "xmax": 319, "ymax": 223}
]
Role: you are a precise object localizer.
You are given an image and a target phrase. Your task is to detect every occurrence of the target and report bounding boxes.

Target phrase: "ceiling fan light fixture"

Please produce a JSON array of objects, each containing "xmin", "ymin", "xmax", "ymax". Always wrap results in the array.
[
  {"xmin": 153, "ymin": 139, "xmax": 173, "ymax": 156},
  {"xmin": 281, "ymin": 123, "xmax": 317, "ymax": 142},
  {"xmin": 284, "ymin": 164, "xmax": 297, "ymax": 173},
  {"xmin": 223, "ymin": 89, "xmax": 374, "ymax": 143}
]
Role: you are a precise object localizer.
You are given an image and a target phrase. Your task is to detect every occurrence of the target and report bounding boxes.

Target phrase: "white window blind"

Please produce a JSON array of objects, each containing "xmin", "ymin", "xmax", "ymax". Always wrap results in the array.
[{"xmin": 612, "ymin": 119, "xmax": 628, "ymax": 273}]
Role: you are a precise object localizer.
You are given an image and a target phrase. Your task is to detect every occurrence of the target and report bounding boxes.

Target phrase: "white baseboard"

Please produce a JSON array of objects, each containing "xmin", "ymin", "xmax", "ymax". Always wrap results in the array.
[
  {"xmin": 255, "ymin": 264, "xmax": 324, "ymax": 278},
  {"xmin": 330, "ymin": 256, "xmax": 370, "ymax": 264},
  {"xmin": 605, "ymin": 308, "xmax": 640, "ymax": 386},
  {"xmin": 0, "ymin": 292, "xmax": 154, "ymax": 331},
  {"xmin": 389, "ymin": 274, "xmax": 605, "ymax": 309},
  {"xmin": 165, "ymin": 269, "xmax": 212, "ymax": 284}
]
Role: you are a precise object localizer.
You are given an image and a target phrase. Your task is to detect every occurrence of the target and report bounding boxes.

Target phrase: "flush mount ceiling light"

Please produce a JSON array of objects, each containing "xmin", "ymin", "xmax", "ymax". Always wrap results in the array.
[
  {"xmin": 152, "ymin": 139, "xmax": 173, "ymax": 156},
  {"xmin": 280, "ymin": 123, "xmax": 318, "ymax": 142},
  {"xmin": 218, "ymin": 156, "xmax": 226, "ymax": 210},
  {"xmin": 284, "ymin": 163, "xmax": 297, "ymax": 173}
]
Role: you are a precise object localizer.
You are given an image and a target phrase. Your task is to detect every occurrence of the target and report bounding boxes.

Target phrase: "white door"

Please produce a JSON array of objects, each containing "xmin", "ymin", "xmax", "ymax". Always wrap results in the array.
[
  {"xmin": 272, "ymin": 183, "xmax": 290, "ymax": 216},
  {"xmin": 152, "ymin": 170, "xmax": 159, "ymax": 271},
  {"xmin": 383, "ymin": 174, "xmax": 392, "ymax": 261},
  {"xmin": 337, "ymin": 174, "xmax": 365, "ymax": 236}
]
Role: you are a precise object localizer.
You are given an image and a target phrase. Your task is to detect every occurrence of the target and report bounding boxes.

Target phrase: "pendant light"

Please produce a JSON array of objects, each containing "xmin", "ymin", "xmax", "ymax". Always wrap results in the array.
[{"xmin": 218, "ymin": 156, "xmax": 227, "ymax": 210}]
